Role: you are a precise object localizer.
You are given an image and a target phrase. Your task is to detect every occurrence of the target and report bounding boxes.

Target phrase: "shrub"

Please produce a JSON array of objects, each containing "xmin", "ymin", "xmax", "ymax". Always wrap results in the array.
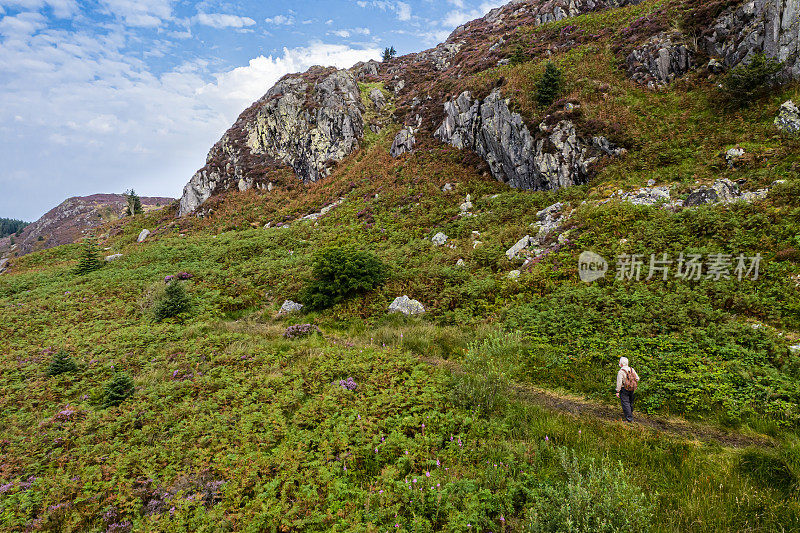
[
  {"xmin": 283, "ymin": 324, "xmax": 321, "ymax": 339},
  {"xmin": 152, "ymin": 281, "xmax": 191, "ymax": 322},
  {"xmin": 103, "ymin": 371, "xmax": 134, "ymax": 408},
  {"xmin": 536, "ymin": 62, "xmax": 563, "ymax": 107},
  {"xmin": 451, "ymin": 332, "xmax": 520, "ymax": 415},
  {"xmin": 721, "ymin": 53, "xmax": 784, "ymax": 107},
  {"xmin": 526, "ymin": 448, "xmax": 655, "ymax": 532},
  {"xmin": 47, "ymin": 350, "xmax": 77, "ymax": 377},
  {"xmin": 382, "ymin": 46, "xmax": 397, "ymax": 62},
  {"xmin": 301, "ymin": 247, "xmax": 387, "ymax": 310},
  {"xmin": 74, "ymin": 239, "xmax": 103, "ymax": 275}
]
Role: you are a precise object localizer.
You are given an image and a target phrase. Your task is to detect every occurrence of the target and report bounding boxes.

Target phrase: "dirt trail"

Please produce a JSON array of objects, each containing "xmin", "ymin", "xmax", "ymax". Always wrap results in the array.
[{"xmin": 427, "ymin": 357, "xmax": 772, "ymax": 449}]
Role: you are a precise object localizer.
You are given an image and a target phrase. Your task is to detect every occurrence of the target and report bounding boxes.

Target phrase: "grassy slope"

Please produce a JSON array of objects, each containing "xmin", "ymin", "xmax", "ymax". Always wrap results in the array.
[{"xmin": 2, "ymin": 1, "xmax": 800, "ymax": 531}]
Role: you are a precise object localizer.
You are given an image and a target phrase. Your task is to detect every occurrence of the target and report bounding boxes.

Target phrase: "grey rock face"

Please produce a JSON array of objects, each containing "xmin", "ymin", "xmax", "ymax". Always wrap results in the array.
[
  {"xmin": 179, "ymin": 68, "xmax": 364, "ymax": 216},
  {"xmin": 684, "ymin": 179, "xmax": 755, "ymax": 206},
  {"xmin": 279, "ymin": 300, "xmax": 304, "ymax": 315},
  {"xmin": 704, "ymin": 0, "xmax": 800, "ymax": 78},
  {"xmin": 390, "ymin": 128, "xmax": 416, "ymax": 158},
  {"xmin": 105, "ymin": 254, "xmax": 123, "ymax": 262},
  {"xmin": 726, "ymin": 146, "xmax": 746, "ymax": 167},
  {"xmin": 435, "ymin": 90, "xmax": 621, "ymax": 191},
  {"xmin": 627, "ymin": 32, "xmax": 693, "ymax": 87},
  {"xmin": 775, "ymin": 100, "xmax": 800, "ymax": 134},
  {"xmin": 417, "ymin": 41, "xmax": 465, "ymax": 71},
  {"xmin": 137, "ymin": 229, "xmax": 150, "ymax": 243},
  {"xmin": 533, "ymin": 202, "xmax": 568, "ymax": 243},
  {"xmin": 354, "ymin": 60, "xmax": 380, "ymax": 79},
  {"xmin": 388, "ymin": 295, "xmax": 425, "ymax": 316},
  {"xmin": 0, "ymin": 257, "xmax": 8, "ymax": 274}
]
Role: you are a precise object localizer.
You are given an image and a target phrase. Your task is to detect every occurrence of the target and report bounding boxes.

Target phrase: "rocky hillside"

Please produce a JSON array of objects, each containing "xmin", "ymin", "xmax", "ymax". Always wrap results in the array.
[
  {"xmin": 0, "ymin": 194, "xmax": 173, "ymax": 260},
  {"xmin": 178, "ymin": 0, "xmax": 799, "ymax": 216}
]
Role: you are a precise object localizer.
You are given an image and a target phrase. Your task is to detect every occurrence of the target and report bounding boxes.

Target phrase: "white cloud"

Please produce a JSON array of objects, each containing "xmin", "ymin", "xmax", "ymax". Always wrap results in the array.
[
  {"xmin": 0, "ymin": 11, "xmax": 46, "ymax": 37},
  {"xmin": 442, "ymin": 0, "xmax": 505, "ymax": 28},
  {"xmin": 97, "ymin": 0, "xmax": 173, "ymax": 27},
  {"xmin": 331, "ymin": 29, "xmax": 350, "ymax": 38},
  {"xmin": 193, "ymin": 13, "xmax": 256, "ymax": 29},
  {"xmin": 356, "ymin": 1, "xmax": 412, "ymax": 21},
  {"xmin": 329, "ymin": 27, "xmax": 370, "ymax": 38},
  {"xmin": 0, "ymin": 0, "xmax": 78, "ymax": 18},
  {"xmin": 264, "ymin": 14, "xmax": 294, "ymax": 25}
]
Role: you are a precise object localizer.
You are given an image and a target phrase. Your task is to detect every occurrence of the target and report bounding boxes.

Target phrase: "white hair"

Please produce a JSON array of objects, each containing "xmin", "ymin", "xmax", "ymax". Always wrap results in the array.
[{"xmin": 619, "ymin": 357, "xmax": 629, "ymax": 367}]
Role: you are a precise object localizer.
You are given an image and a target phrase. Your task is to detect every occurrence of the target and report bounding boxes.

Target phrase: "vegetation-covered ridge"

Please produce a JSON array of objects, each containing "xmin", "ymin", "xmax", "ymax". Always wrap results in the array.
[{"xmin": 2, "ymin": 0, "xmax": 800, "ymax": 531}]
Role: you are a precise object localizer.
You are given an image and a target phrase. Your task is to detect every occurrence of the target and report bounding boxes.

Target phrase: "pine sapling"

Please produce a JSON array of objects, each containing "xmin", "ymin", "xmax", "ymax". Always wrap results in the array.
[
  {"xmin": 47, "ymin": 350, "xmax": 78, "ymax": 377},
  {"xmin": 153, "ymin": 280, "xmax": 191, "ymax": 321},
  {"xmin": 103, "ymin": 371, "xmax": 134, "ymax": 408},
  {"xmin": 536, "ymin": 62, "xmax": 563, "ymax": 107},
  {"xmin": 74, "ymin": 239, "xmax": 103, "ymax": 275}
]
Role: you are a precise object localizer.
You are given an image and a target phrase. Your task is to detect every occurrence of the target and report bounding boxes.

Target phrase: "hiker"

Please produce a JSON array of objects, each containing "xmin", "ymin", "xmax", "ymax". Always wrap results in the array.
[{"xmin": 615, "ymin": 357, "xmax": 639, "ymax": 423}]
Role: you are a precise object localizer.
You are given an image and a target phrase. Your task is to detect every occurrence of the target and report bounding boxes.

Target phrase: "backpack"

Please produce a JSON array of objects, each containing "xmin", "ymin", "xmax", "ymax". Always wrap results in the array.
[{"xmin": 622, "ymin": 368, "xmax": 639, "ymax": 392}]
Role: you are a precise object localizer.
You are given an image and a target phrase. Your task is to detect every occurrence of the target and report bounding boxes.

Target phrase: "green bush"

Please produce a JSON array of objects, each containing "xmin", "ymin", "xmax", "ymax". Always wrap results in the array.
[
  {"xmin": 47, "ymin": 350, "xmax": 77, "ymax": 377},
  {"xmin": 103, "ymin": 371, "xmax": 134, "ymax": 408},
  {"xmin": 152, "ymin": 280, "xmax": 191, "ymax": 322},
  {"xmin": 451, "ymin": 332, "xmax": 521, "ymax": 415},
  {"xmin": 301, "ymin": 246, "xmax": 387, "ymax": 310},
  {"xmin": 74, "ymin": 239, "xmax": 103, "ymax": 276},
  {"xmin": 536, "ymin": 62, "xmax": 563, "ymax": 107},
  {"xmin": 526, "ymin": 448, "xmax": 655, "ymax": 532},
  {"xmin": 509, "ymin": 44, "xmax": 528, "ymax": 66},
  {"xmin": 721, "ymin": 53, "xmax": 784, "ymax": 107}
]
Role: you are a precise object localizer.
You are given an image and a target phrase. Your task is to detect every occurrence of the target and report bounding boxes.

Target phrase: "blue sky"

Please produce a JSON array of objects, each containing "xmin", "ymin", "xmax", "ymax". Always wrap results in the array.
[{"xmin": 0, "ymin": 0, "xmax": 504, "ymax": 221}]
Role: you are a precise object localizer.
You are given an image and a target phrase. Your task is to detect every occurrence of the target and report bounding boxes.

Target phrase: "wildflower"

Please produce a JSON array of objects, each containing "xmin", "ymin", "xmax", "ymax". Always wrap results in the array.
[
  {"xmin": 412, "ymin": 478, "xmax": 417, "ymax": 483},
  {"xmin": 375, "ymin": 448, "xmax": 378, "ymax": 453},
  {"xmin": 425, "ymin": 471, "xmax": 430, "ymax": 477},
  {"xmin": 436, "ymin": 458, "xmax": 440, "ymax": 466},
  {"xmin": 545, "ymin": 435, "xmax": 549, "ymax": 442}
]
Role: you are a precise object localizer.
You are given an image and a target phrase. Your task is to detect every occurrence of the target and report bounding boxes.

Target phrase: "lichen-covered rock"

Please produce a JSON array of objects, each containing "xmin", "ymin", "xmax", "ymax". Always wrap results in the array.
[
  {"xmin": 137, "ymin": 229, "xmax": 150, "ymax": 243},
  {"xmin": 279, "ymin": 300, "xmax": 304, "ymax": 315},
  {"xmin": 416, "ymin": 41, "xmax": 465, "ymax": 71},
  {"xmin": 105, "ymin": 254, "xmax": 123, "ymax": 262},
  {"xmin": 506, "ymin": 235, "xmax": 532, "ymax": 260},
  {"xmin": 390, "ymin": 128, "xmax": 416, "ymax": 158},
  {"xmin": 388, "ymin": 295, "xmax": 425, "ymax": 316},
  {"xmin": 353, "ymin": 60, "xmax": 380, "ymax": 80},
  {"xmin": 435, "ymin": 90, "xmax": 621, "ymax": 191},
  {"xmin": 684, "ymin": 179, "xmax": 746, "ymax": 206},
  {"xmin": 369, "ymin": 88, "xmax": 387, "ymax": 110},
  {"xmin": 432, "ymin": 232, "xmax": 449, "ymax": 246},
  {"xmin": 775, "ymin": 100, "xmax": 800, "ymax": 134},
  {"xmin": 627, "ymin": 32, "xmax": 693, "ymax": 87},
  {"xmin": 179, "ymin": 67, "xmax": 364, "ymax": 216},
  {"xmin": 704, "ymin": 0, "xmax": 800, "ymax": 78}
]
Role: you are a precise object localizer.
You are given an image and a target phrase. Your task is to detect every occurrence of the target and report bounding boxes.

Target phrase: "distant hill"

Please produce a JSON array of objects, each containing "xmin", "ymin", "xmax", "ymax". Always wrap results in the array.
[
  {"xmin": 0, "ymin": 218, "xmax": 29, "ymax": 239},
  {"xmin": 0, "ymin": 193, "xmax": 174, "ymax": 257}
]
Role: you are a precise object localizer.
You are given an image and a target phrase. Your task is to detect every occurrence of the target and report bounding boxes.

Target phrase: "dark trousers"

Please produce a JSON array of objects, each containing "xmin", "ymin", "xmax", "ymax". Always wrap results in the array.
[{"xmin": 620, "ymin": 389, "xmax": 635, "ymax": 422}]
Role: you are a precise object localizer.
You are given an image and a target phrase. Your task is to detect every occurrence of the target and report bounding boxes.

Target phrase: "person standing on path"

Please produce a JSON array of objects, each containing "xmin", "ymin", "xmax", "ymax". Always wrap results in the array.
[{"xmin": 615, "ymin": 357, "xmax": 640, "ymax": 423}]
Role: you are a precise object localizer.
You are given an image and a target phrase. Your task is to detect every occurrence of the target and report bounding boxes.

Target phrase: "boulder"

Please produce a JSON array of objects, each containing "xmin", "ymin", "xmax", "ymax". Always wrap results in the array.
[
  {"xmin": 390, "ymin": 128, "xmax": 416, "ymax": 158},
  {"xmin": 369, "ymin": 88, "xmax": 387, "ymax": 110},
  {"xmin": 178, "ymin": 67, "xmax": 364, "ymax": 216},
  {"xmin": 388, "ymin": 295, "xmax": 425, "ymax": 316},
  {"xmin": 507, "ymin": 270, "xmax": 521, "ymax": 280},
  {"xmin": 432, "ymin": 232, "xmax": 449, "ymax": 246},
  {"xmin": 279, "ymin": 300, "xmax": 304, "ymax": 315},
  {"xmin": 105, "ymin": 254, "xmax": 123, "ymax": 262},
  {"xmin": 506, "ymin": 235, "xmax": 532, "ymax": 260},
  {"xmin": 460, "ymin": 194, "xmax": 473, "ymax": 214},
  {"xmin": 726, "ymin": 146, "xmax": 746, "ymax": 167},
  {"xmin": 137, "ymin": 229, "xmax": 150, "ymax": 243},
  {"xmin": 442, "ymin": 183, "xmax": 454, "ymax": 192},
  {"xmin": 456, "ymin": 258, "xmax": 466, "ymax": 267},
  {"xmin": 684, "ymin": 179, "xmax": 744, "ymax": 206},
  {"xmin": 775, "ymin": 100, "xmax": 800, "ymax": 135},
  {"xmin": 435, "ymin": 89, "xmax": 621, "ymax": 191}
]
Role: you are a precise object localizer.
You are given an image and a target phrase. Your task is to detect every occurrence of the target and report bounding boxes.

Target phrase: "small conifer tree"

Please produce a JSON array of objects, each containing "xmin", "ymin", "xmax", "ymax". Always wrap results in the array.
[
  {"xmin": 721, "ymin": 53, "xmax": 784, "ymax": 107},
  {"xmin": 74, "ymin": 239, "xmax": 103, "ymax": 275},
  {"xmin": 382, "ymin": 46, "xmax": 397, "ymax": 62},
  {"xmin": 123, "ymin": 189, "xmax": 143, "ymax": 216},
  {"xmin": 536, "ymin": 62, "xmax": 563, "ymax": 107},
  {"xmin": 509, "ymin": 44, "xmax": 528, "ymax": 65},
  {"xmin": 47, "ymin": 350, "xmax": 78, "ymax": 377},
  {"xmin": 153, "ymin": 280, "xmax": 191, "ymax": 321},
  {"xmin": 103, "ymin": 371, "xmax": 134, "ymax": 408}
]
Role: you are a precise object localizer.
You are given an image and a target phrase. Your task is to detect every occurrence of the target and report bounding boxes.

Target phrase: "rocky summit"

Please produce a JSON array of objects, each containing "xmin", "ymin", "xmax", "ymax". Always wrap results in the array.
[{"xmin": 178, "ymin": 0, "xmax": 800, "ymax": 217}]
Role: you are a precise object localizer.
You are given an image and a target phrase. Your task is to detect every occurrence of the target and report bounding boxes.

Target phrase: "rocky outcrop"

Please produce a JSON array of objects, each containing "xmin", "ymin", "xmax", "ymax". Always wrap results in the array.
[
  {"xmin": 435, "ymin": 90, "xmax": 622, "ymax": 191},
  {"xmin": 390, "ymin": 128, "xmax": 416, "ymax": 158},
  {"xmin": 416, "ymin": 41, "xmax": 465, "ymax": 71},
  {"xmin": 775, "ymin": 100, "xmax": 800, "ymax": 133},
  {"xmin": 432, "ymin": 232, "xmax": 449, "ymax": 246},
  {"xmin": 279, "ymin": 300, "xmax": 304, "ymax": 315},
  {"xmin": 704, "ymin": 0, "xmax": 800, "ymax": 78},
  {"xmin": 369, "ymin": 88, "xmax": 387, "ymax": 110},
  {"xmin": 179, "ymin": 67, "xmax": 365, "ymax": 216},
  {"xmin": 627, "ymin": 32, "xmax": 693, "ymax": 87}
]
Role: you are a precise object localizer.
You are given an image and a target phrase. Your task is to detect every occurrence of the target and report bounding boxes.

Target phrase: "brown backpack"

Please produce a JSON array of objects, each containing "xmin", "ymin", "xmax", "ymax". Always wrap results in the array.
[{"xmin": 622, "ymin": 368, "xmax": 639, "ymax": 392}]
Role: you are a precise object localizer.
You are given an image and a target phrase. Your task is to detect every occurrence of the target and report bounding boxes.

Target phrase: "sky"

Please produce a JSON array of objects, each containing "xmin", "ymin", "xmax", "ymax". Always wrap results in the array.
[{"xmin": 0, "ymin": 0, "xmax": 506, "ymax": 221}]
